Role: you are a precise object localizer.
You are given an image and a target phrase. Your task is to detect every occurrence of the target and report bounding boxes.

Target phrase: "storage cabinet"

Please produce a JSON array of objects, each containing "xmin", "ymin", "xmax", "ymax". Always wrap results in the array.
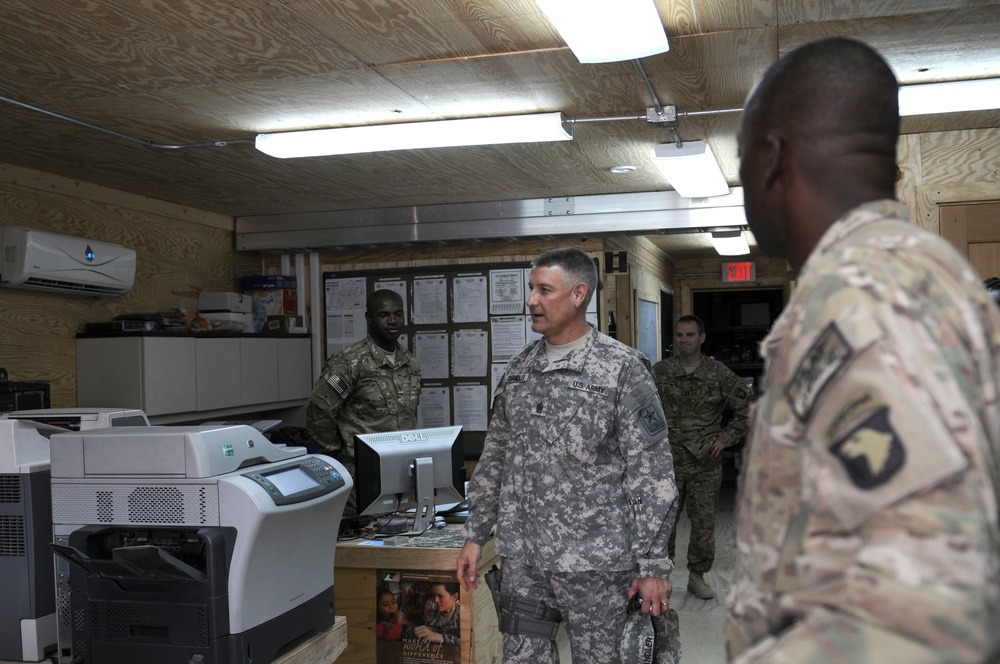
[{"xmin": 77, "ymin": 333, "xmax": 311, "ymax": 423}]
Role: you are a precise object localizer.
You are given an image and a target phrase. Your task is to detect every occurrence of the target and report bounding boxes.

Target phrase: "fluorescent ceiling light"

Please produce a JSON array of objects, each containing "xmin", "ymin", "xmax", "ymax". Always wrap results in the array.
[
  {"xmin": 711, "ymin": 230, "xmax": 750, "ymax": 256},
  {"xmin": 898, "ymin": 78, "xmax": 1000, "ymax": 116},
  {"xmin": 255, "ymin": 112, "xmax": 572, "ymax": 158},
  {"xmin": 651, "ymin": 141, "xmax": 729, "ymax": 198},
  {"xmin": 535, "ymin": 0, "xmax": 669, "ymax": 64}
]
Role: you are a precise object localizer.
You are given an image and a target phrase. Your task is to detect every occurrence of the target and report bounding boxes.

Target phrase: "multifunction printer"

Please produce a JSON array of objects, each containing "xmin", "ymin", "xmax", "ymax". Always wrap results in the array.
[{"xmin": 49, "ymin": 424, "xmax": 351, "ymax": 664}]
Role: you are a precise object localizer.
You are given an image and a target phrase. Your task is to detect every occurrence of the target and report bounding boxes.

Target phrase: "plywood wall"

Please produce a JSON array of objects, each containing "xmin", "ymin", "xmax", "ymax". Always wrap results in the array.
[
  {"xmin": 0, "ymin": 164, "xmax": 259, "ymax": 408},
  {"xmin": 898, "ymin": 126, "xmax": 1000, "ymax": 236}
]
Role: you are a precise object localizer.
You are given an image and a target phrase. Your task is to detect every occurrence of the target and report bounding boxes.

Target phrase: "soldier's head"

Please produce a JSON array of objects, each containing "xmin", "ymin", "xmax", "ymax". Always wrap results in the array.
[
  {"xmin": 674, "ymin": 314, "xmax": 706, "ymax": 363},
  {"xmin": 366, "ymin": 289, "xmax": 405, "ymax": 351},
  {"xmin": 738, "ymin": 37, "xmax": 899, "ymax": 269},
  {"xmin": 527, "ymin": 247, "xmax": 597, "ymax": 344}
]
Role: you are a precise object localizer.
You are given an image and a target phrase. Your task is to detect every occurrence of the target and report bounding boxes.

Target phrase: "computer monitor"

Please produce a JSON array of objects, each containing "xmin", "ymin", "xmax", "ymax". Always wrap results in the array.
[{"xmin": 354, "ymin": 425, "xmax": 465, "ymax": 534}]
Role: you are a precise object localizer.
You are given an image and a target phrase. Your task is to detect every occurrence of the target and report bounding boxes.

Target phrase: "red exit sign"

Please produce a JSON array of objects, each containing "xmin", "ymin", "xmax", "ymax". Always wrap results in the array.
[{"xmin": 722, "ymin": 261, "xmax": 756, "ymax": 283}]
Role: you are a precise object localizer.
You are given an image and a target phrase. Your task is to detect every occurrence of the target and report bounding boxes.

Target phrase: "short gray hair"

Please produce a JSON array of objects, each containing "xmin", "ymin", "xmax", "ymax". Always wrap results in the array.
[{"xmin": 531, "ymin": 247, "xmax": 598, "ymax": 309}]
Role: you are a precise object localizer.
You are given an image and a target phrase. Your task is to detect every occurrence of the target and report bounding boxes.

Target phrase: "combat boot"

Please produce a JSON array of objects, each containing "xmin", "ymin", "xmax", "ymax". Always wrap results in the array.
[{"xmin": 687, "ymin": 573, "xmax": 715, "ymax": 600}]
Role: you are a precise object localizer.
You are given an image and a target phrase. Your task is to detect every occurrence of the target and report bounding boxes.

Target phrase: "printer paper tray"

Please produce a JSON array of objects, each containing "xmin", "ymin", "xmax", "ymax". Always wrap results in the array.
[{"xmin": 51, "ymin": 543, "xmax": 207, "ymax": 582}]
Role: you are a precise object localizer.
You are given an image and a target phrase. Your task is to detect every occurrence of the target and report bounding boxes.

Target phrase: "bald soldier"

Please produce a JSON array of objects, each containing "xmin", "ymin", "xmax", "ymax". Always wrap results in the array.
[
  {"xmin": 727, "ymin": 37, "xmax": 1000, "ymax": 662},
  {"xmin": 307, "ymin": 289, "xmax": 421, "ymax": 514}
]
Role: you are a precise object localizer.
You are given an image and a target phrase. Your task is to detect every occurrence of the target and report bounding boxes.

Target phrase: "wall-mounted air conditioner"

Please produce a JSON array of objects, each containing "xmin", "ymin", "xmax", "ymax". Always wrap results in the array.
[{"xmin": 0, "ymin": 225, "xmax": 136, "ymax": 297}]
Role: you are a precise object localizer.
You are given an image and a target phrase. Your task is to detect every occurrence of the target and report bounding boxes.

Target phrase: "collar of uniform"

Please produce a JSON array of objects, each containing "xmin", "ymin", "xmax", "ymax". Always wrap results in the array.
[
  {"xmin": 366, "ymin": 336, "xmax": 399, "ymax": 367},
  {"xmin": 667, "ymin": 355, "xmax": 704, "ymax": 377},
  {"xmin": 526, "ymin": 325, "xmax": 598, "ymax": 372},
  {"xmin": 805, "ymin": 199, "xmax": 910, "ymax": 271}
]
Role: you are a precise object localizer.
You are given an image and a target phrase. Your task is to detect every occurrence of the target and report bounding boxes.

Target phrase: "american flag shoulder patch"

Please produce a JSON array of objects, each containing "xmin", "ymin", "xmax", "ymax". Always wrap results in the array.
[{"xmin": 326, "ymin": 373, "xmax": 349, "ymax": 395}]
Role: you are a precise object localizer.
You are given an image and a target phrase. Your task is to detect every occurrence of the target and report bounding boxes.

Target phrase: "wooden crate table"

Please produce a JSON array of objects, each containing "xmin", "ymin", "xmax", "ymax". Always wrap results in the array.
[
  {"xmin": 334, "ymin": 525, "xmax": 501, "ymax": 664},
  {"xmin": 273, "ymin": 616, "xmax": 348, "ymax": 664}
]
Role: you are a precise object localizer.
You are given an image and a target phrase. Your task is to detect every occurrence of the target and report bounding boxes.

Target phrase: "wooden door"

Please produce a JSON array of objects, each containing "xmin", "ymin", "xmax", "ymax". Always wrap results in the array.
[{"xmin": 940, "ymin": 202, "xmax": 1000, "ymax": 280}]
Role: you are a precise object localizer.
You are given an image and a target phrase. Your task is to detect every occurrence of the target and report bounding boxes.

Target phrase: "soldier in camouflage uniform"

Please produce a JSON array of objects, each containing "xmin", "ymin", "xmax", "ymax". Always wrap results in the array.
[
  {"xmin": 307, "ymin": 289, "xmax": 421, "ymax": 514},
  {"xmin": 456, "ymin": 247, "xmax": 678, "ymax": 664},
  {"xmin": 653, "ymin": 314, "xmax": 750, "ymax": 600},
  {"xmin": 728, "ymin": 37, "xmax": 1000, "ymax": 662}
]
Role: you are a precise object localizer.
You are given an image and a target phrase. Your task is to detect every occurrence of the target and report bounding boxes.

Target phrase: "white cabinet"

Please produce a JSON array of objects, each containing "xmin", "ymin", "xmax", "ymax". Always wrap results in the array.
[
  {"xmin": 77, "ymin": 334, "xmax": 311, "ymax": 421},
  {"xmin": 277, "ymin": 336, "xmax": 311, "ymax": 401},
  {"xmin": 77, "ymin": 336, "xmax": 197, "ymax": 416}
]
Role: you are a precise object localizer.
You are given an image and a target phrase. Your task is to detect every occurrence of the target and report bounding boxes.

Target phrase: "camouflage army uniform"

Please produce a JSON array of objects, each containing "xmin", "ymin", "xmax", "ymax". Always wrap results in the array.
[
  {"xmin": 726, "ymin": 201, "xmax": 1000, "ymax": 662},
  {"xmin": 463, "ymin": 327, "xmax": 678, "ymax": 663},
  {"xmin": 653, "ymin": 355, "xmax": 750, "ymax": 576},
  {"xmin": 307, "ymin": 336, "xmax": 421, "ymax": 512}
]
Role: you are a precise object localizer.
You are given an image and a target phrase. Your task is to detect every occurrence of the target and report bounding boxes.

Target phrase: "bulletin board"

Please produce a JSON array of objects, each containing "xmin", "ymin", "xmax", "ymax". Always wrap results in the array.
[{"xmin": 323, "ymin": 262, "xmax": 538, "ymax": 459}]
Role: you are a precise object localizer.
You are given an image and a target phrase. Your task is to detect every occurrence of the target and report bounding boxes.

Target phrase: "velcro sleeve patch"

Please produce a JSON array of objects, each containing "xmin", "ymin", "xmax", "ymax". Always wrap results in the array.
[
  {"xmin": 326, "ymin": 373, "xmax": 349, "ymax": 396},
  {"xmin": 829, "ymin": 406, "xmax": 905, "ymax": 489},
  {"xmin": 624, "ymin": 381, "xmax": 667, "ymax": 439},
  {"xmin": 786, "ymin": 324, "xmax": 851, "ymax": 420}
]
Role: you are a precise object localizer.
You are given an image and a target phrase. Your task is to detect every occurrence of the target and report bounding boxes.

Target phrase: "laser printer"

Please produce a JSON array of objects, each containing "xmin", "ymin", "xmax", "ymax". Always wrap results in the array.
[
  {"xmin": 0, "ymin": 417, "xmax": 62, "ymax": 662},
  {"xmin": 6, "ymin": 407, "xmax": 150, "ymax": 430},
  {"xmin": 0, "ymin": 407, "xmax": 150, "ymax": 662},
  {"xmin": 49, "ymin": 424, "xmax": 352, "ymax": 664}
]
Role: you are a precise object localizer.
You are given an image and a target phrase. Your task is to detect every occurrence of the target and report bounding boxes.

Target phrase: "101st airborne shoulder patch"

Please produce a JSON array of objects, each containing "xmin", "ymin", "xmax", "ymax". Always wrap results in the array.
[
  {"xmin": 786, "ymin": 324, "xmax": 851, "ymax": 420},
  {"xmin": 829, "ymin": 406, "xmax": 906, "ymax": 488}
]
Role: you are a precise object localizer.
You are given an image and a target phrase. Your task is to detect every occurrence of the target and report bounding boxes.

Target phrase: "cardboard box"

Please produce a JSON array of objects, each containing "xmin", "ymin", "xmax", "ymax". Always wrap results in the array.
[
  {"xmin": 198, "ymin": 291, "xmax": 252, "ymax": 314},
  {"xmin": 251, "ymin": 289, "xmax": 298, "ymax": 318},
  {"xmin": 264, "ymin": 315, "xmax": 305, "ymax": 334}
]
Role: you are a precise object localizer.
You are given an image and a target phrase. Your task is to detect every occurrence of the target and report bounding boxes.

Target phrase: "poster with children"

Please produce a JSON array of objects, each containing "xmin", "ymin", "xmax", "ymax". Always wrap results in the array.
[{"xmin": 376, "ymin": 569, "xmax": 462, "ymax": 664}]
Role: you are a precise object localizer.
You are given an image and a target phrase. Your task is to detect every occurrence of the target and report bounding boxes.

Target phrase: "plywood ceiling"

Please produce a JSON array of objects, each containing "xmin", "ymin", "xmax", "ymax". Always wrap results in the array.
[{"xmin": 0, "ymin": 1, "xmax": 997, "ymax": 257}]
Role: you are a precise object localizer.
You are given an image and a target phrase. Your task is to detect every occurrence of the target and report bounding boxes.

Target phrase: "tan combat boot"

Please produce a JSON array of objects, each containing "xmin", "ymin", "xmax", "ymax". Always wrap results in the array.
[{"xmin": 687, "ymin": 573, "xmax": 715, "ymax": 600}]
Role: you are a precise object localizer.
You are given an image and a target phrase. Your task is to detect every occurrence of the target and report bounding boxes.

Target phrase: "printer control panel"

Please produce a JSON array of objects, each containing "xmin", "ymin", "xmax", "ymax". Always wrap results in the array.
[{"xmin": 243, "ymin": 457, "xmax": 346, "ymax": 506}]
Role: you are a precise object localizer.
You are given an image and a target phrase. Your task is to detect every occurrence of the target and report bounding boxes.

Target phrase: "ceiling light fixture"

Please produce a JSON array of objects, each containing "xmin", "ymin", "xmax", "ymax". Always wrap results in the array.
[
  {"xmin": 255, "ymin": 112, "xmax": 573, "ymax": 158},
  {"xmin": 898, "ymin": 77, "xmax": 1000, "ymax": 116},
  {"xmin": 535, "ymin": 0, "xmax": 669, "ymax": 64},
  {"xmin": 711, "ymin": 230, "xmax": 750, "ymax": 256},
  {"xmin": 650, "ymin": 141, "xmax": 729, "ymax": 198}
]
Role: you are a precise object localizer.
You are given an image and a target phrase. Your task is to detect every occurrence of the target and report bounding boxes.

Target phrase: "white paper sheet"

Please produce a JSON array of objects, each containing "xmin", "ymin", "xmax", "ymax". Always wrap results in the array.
[
  {"xmin": 414, "ymin": 331, "xmax": 449, "ymax": 379},
  {"xmin": 454, "ymin": 384, "xmax": 488, "ymax": 431}
]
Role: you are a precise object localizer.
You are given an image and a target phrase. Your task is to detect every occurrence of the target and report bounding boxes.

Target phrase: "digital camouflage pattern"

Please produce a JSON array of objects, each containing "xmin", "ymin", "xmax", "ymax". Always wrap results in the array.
[
  {"xmin": 462, "ymin": 327, "xmax": 678, "ymax": 662},
  {"xmin": 307, "ymin": 336, "xmax": 421, "ymax": 512},
  {"xmin": 621, "ymin": 593, "xmax": 683, "ymax": 664},
  {"xmin": 726, "ymin": 201, "xmax": 1000, "ymax": 663},
  {"xmin": 463, "ymin": 327, "xmax": 677, "ymax": 574},
  {"xmin": 653, "ymin": 356, "xmax": 751, "ymax": 573},
  {"xmin": 499, "ymin": 557, "xmax": 635, "ymax": 663}
]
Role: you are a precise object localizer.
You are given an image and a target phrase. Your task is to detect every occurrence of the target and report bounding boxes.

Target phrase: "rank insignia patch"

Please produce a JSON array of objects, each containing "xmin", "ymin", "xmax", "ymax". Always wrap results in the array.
[{"xmin": 829, "ymin": 407, "xmax": 905, "ymax": 489}]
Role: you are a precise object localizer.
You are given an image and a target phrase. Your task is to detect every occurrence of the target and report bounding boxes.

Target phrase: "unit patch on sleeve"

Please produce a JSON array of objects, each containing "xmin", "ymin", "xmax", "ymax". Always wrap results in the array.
[
  {"xmin": 829, "ymin": 406, "xmax": 905, "ymax": 489},
  {"xmin": 638, "ymin": 403, "xmax": 667, "ymax": 437},
  {"xmin": 786, "ymin": 324, "xmax": 852, "ymax": 420},
  {"xmin": 624, "ymin": 382, "xmax": 666, "ymax": 438}
]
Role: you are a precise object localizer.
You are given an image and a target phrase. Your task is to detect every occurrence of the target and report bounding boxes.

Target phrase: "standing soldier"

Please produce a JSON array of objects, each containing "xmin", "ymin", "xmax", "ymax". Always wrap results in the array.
[
  {"xmin": 307, "ymin": 289, "xmax": 421, "ymax": 514},
  {"xmin": 728, "ymin": 37, "xmax": 1000, "ymax": 661},
  {"xmin": 456, "ymin": 247, "xmax": 677, "ymax": 663},
  {"xmin": 653, "ymin": 314, "xmax": 751, "ymax": 600}
]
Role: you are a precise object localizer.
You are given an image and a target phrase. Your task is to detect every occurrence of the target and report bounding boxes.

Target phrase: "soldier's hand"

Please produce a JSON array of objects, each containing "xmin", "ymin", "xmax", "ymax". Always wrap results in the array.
[
  {"xmin": 710, "ymin": 440, "xmax": 724, "ymax": 458},
  {"xmin": 456, "ymin": 540, "xmax": 482, "ymax": 591}
]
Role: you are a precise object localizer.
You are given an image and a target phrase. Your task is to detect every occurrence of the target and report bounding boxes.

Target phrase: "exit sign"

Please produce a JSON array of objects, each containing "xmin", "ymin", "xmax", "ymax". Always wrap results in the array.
[{"xmin": 722, "ymin": 261, "xmax": 756, "ymax": 283}]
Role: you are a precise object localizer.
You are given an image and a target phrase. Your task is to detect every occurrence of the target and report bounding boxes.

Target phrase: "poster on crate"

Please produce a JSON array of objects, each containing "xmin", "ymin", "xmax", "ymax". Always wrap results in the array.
[{"xmin": 375, "ymin": 569, "xmax": 462, "ymax": 664}]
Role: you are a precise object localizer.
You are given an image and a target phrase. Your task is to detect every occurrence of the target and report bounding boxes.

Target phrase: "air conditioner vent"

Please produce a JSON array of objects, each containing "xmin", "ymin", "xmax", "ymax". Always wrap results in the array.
[{"xmin": 0, "ymin": 225, "xmax": 135, "ymax": 297}]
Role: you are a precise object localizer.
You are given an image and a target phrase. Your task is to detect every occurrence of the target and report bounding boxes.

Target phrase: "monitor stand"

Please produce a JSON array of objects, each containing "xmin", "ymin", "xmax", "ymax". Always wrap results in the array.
[{"xmin": 408, "ymin": 456, "xmax": 436, "ymax": 534}]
